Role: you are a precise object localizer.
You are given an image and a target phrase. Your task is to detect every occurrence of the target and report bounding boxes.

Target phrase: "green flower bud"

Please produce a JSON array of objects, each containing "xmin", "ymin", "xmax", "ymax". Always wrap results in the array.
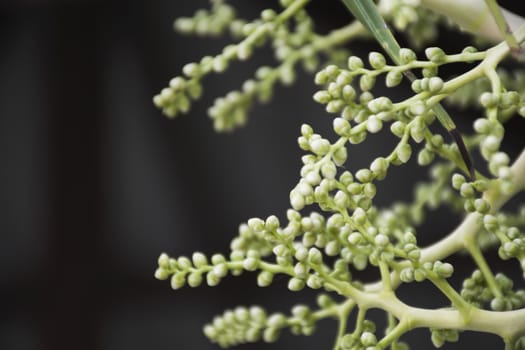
[
  {"xmin": 288, "ymin": 277, "xmax": 306, "ymax": 291},
  {"xmin": 187, "ymin": 272, "xmax": 203, "ymax": 287},
  {"xmin": 308, "ymin": 247, "xmax": 323, "ymax": 265},
  {"xmin": 397, "ymin": 143, "xmax": 412, "ymax": 163},
  {"xmin": 321, "ymin": 161, "xmax": 337, "ymax": 180},
  {"xmin": 366, "ymin": 115, "xmax": 383, "ymax": 133},
  {"xmin": 263, "ymin": 327, "xmax": 281, "ymax": 343},
  {"xmin": 257, "ymin": 270, "xmax": 274, "ymax": 287},
  {"xmin": 326, "ymin": 100, "xmax": 345, "ymax": 113},
  {"xmin": 353, "ymin": 207, "xmax": 367, "ymax": 225},
  {"xmin": 399, "ymin": 48, "xmax": 416, "ymax": 63},
  {"xmin": 158, "ymin": 253, "xmax": 170, "ymax": 268},
  {"xmin": 391, "ymin": 121, "xmax": 406, "ymax": 137},
  {"xmin": 154, "ymin": 268, "xmax": 169, "ymax": 280},
  {"xmin": 265, "ymin": 215, "xmax": 280, "ymax": 231},
  {"xmin": 192, "ymin": 252, "xmax": 208, "ymax": 268},
  {"xmin": 400, "ymin": 267, "xmax": 415, "ymax": 282},
  {"xmin": 333, "ymin": 146, "xmax": 348, "ymax": 166},
  {"xmin": 307, "ymin": 274, "xmax": 323, "ymax": 289},
  {"xmin": 237, "ymin": 43, "xmax": 253, "ymax": 60},
  {"xmin": 360, "ymin": 74, "xmax": 376, "ymax": 91},
  {"xmin": 418, "ymin": 148, "xmax": 434, "ymax": 165},
  {"xmin": 313, "ymin": 90, "xmax": 331, "ymax": 104},
  {"xmin": 414, "ymin": 268, "xmax": 426, "ymax": 282},
  {"xmin": 360, "ymin": 332, "xmax": 377, "ymax": 346},
  {"xmin": 369, "ymin": 51, "xmax": 386, "ymax": 69},
  {"xmin": 386, "ymin": 70, "xmax": 403, "ymax": 87},
  {"xmin": 310, "ymin": 138, "xmax": 331, "ymax": 155},
  {"xmin": 479, "ymin": 92, "xmax": 500, "ymax": 108},
  {"xmin": 452, "ymin": 173, "xmax": 466, "ymax": 189},
  {"xmin": 425, "ymin": 47, "xmax": 446, "ymax": 63},
  {"xmin": 333, "ymin": 117, "xmax": 351, "ymax": 137},
  {"xmin": 411, "ymin": 79, "xmax": 422, "ymax": 93},
  {"xmin": 342, "ymin": 85, "xmax": 356, "ymax": 102},
  {"xmin": 435, "ymin": 262, "xmax": 454, "ymax": 278},
  {"xmin": 428, "ymin": 77, "xmax": 444, "ymax": 93},
  {"xmin": 474, "ymin": 198, "xmax": 490, "ymax": 214},
  {"xmin": 171, "ymin": 272, "xmax": 187, "ymax": 289},
  {"xmin": 314, "ymin": 70, "xmax": 329, "ymax": 85},
  {"xmin": 356, "ymin": 168, "xmax": 373, "ymax": 183},
  {"xmin": 374, "ymin": 234, "xmax": 389, "ymax": 247},
  {"xmin": 353, "ymin": 254, "xmax": 368, "ymax": 270},
  {"xmin": 348, "ymin": 56, "xmax": 364, "ymax": 70},
  {"xmin": 460, "ymin": 183, "xmax": 475, "ymax": 198},
  {"xmin": 212, "ymin": 56, "xmax": 228, "ymax": 72}
]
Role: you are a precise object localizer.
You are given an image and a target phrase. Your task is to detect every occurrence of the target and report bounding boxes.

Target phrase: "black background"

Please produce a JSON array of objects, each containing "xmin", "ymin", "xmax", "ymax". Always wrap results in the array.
[{"xmin": 1, "ymin": 1, "xmax": 525, "ymax": 350}]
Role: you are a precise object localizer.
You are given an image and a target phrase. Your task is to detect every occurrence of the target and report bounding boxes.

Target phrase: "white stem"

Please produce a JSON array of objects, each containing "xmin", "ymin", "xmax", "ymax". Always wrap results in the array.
[{"xmin": 420, "ymin": 0, "xmax": 525, "ymax": 43}]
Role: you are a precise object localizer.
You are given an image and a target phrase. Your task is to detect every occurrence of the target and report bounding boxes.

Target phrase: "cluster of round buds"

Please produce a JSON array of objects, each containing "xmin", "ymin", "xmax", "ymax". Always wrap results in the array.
[
  {"xmin": 202, "ymin": 303, "xmax": 318, "ymax": 347},
  {"xmin": 430, "ymin": 328, "xmax": 459, "ymax": 348},
  {"xmin": 460, "ymin": 269, "xmax": 493, "ymax": 308},
  {"xmin": 230, "ymin": 222, "xmax": 274, "ymax": 258},
  {"xmin": 174, "ymin": 1, "xmax": 236, "ymax": 37},
  {"xmin": 340, "ymin": 320, "xmax": 379, "ymax": 350},
  {"xmin": 461, "ymin": 269, "xmax": 525, "ymax": 310},
  {"xmin": 399, "ymin": 260, "xmax": 454, "ymax": 283},
  {"xmin": 451, "ymin": 174, "xmax": 491, "ymax": 214},
  {"xmin": 154, "ymin": 249, "xmax": 266, "ymax": 289}
]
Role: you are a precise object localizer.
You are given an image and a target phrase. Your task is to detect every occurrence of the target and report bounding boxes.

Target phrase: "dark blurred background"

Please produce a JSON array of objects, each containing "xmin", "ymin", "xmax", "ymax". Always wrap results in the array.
[{"xmin": 1, "ymin": 1, "xmax": 524, "ymax": 350}]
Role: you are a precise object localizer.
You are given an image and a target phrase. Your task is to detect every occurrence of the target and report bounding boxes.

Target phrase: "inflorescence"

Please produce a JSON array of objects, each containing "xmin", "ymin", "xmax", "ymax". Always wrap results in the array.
[{"xmin": 154, "ymin": 0, "xmax": 525, "ymax": 349}]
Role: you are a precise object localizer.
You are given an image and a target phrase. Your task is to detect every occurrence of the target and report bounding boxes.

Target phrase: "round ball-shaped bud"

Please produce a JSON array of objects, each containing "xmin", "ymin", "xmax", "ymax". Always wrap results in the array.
[
  {"xmin": 374, "ymin": 234, "xmax": 389, "ymax": 247},
  {"xmin": 356, "ymin": 168, "xmax": 374, "ymax": 183},
  {"xmin": 370, "ymin": 157, "xmax": 389, "ymax": 177},
  {"xmin": 479, "ymin": 92, "xmax": 500, "ymax": 108},
  {"xmin": 369, "ymin": 51, "xmax": 386, "ymax": 69},
  {"xmin": 459, "ymin": 183, "xmax": 475, "ymax": 198},
  {"xmin": 342, "ymin": 85, "xmax": 356, "ymax": 102},
  {"xmin": 310, "ymin": 138, "xmax": 331, "ymax": 155},
  {"xmin": 397, "ymin": 143, "xmax": 412, "ymax": 163},
  {"xmin": 288, "ymin": 277, "xmax": 306, "ymax": 291},
  {"xmin": 400, "ymin": 267, "xmax": 415, "ymax": 282},
  {"xmin": 399, "ymin": 48, "xmax": 417, "ymax": 63},
  {"xmin": 360, "ymin": 332, "xmax": 377, "ymax": 346},
  {"xmin": 451, "ymin": 173, "xmax": 466, "ymax": 190},
  {"xmin": 425, "ymin": 47, "xmax": 446, "ymax": 63},
  {"xmin": 257, "ymin": 270, "xmax": 274, "ymax": 287},
  {"xmin": 353, "ymin": 207, "xmax": 367, "ymax": 225},
  {"xmin": 414, "ymin": 268, "xmax": 426, "ymax": 282},
  {"xmin": 390, "ymin": 121, "xmax": 406, "ymax": 138},
  {"xmin": 474, "ymin": 198, "xmax": 490, "ymax": 214},
  {"xmin": 188, "ymin": 272, "xmax": 203, "ymax": 287},
  {"xmin": 313, "ymin": 90, "xmax": 331, "ymax": 104},
  {"xmin": 417, "ymin": 148, "xmax": 434, "ymax": 165},
  {"xmin": 428, "ymin": 77, "xmax": 444, "ymax": 93},
  {"xmin": 435, "ymin": 262, "xmax": 454, "ymax": 278},
  {"xmin": 333, "ymin": 118, "xmax": 351, "ymax": 137},
  {"xmin": 366, "ymin": 115, "xmax": 383, "ymax": 133},
  {"xmin": 360, "ymin": 74, "xmax": 376, "ymax": 91},
  {"xmin": 347, "ymin": 56, "xmax": 364, "ymax": 70},
  {"xmin": 307, "ymin": 274, "xmax": 323, "ymax": 289},
  {"xmin": 192, "ymin": 252, "xmax": 208, "ymax": 268},
  {"xmin": 473, "ymin": 118, "xmax": 490, "ymax": 134},
  {"xmin": 386, "ymin": 70, "xmax": 403, "ymax": 87},
  {"xmin": 308, "ymin": 247, "xmax": 323, "ymax": 265}
]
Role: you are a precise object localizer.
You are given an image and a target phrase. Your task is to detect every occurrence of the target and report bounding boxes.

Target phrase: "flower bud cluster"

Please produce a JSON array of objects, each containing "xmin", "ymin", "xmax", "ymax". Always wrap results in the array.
[
  {"xmin": 400, "ymin": 260, "xmax": 454, "ymax": 283},
  {"xmin": 155, "ymin": 1, "xmax": 313, "ymax": 126},
  {"xmin": 174, "ymin": 1, "xmax": 237, "ymax": 37},
  {"xmin": 430, "ymin": 328, "xmax": 459, "ymax": 348},
  {"xmin": 451, "ymin": 173, "xmax": 493, "ymax": 214},
  {"xmin": 482, "ymin": 215, "xmax": 525, "ymax": 276},
  {"xmin": 340, "ymin": 320, "xmax": 379, "ymax": 350},
  {"xmin": 203, "ymin": 304, "xmax": 317, "ymax": 347},
  {"xmin": 461, "ymin": 269, "xmax": 525, "ymax": 311}
]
